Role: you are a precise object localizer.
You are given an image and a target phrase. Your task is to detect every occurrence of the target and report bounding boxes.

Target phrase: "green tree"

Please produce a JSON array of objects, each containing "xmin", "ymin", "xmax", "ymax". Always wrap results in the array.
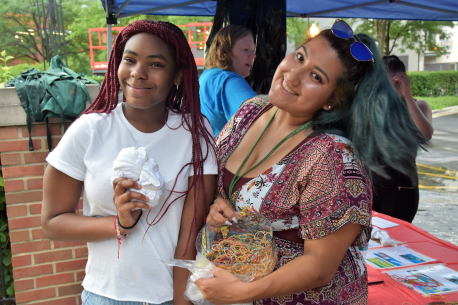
[
  {"xmin": 0, "ymin": 0, "xmax": 88, "ymax": 65},
  {"xmin": 349, "ymin": 19, "xmax": 455, "ymax": 57},
  {"xmin": 0, "ymin": 0, "xmax": 45, "ymax": 63},
  {"xmin": 286, "ymin": 18, "xmax": 319, "ymax": 49},
  {"xmin": 1, "ymin": 0, "xmax": 212, "ymax": 75},
  {"xmin": 0, "ymin": 173, "xmax": 14, "ymax": 298},
  {"xmin": 0, "ymin": 50, "xmax": 15, "ymax": 85}
]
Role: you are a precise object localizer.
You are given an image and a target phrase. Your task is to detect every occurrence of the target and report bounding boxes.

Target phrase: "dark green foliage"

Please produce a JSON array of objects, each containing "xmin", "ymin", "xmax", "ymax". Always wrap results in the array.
[
  {"xmin": 350, "ymin": 19, "xmax": 455, "ymax": 57},
  {"xmin": 407, "ymin": 71, "xmax": 458, "ymax": 97},
  {"xmin": 0, "ymin": 173, "xmax": 14, "ymax": 297},
  {"xmin": 1, "ymin": 0, "xmax": 212, "ymax": 76}
]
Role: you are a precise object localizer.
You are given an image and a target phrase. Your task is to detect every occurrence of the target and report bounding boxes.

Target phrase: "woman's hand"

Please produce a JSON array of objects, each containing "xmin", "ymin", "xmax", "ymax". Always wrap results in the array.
[
  {"xmin": 392, "ymin": 72, "xmax": 434, "ymax": 139},
  {"xmin": 194, "ymin": 267, "xmax": 250, "ymax": 304},
  {"xmin": 392, "ymin": 72, "xmax": 412, "ymax": 99},
  {"xmin": 112, "ymin": 178, "xmax": 151, "ymax": 234},
  {"xmin": 207, "ymin": 197, "xmax": 242, "ymax": 226}
]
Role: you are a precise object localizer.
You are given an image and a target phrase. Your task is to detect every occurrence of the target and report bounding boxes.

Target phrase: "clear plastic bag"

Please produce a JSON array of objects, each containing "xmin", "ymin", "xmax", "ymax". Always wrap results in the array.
[
  {"xmin": 371, "ymin": 227, "xmax": 400, "ymax": 247},
  {"xmin": 196, "ymin": 211, "xmax": 276, "ymax": 281},
  {"xmin": 166, "ymin": 211, "xmax": 277, "ymax": 305},
  {"xmin": 165, "ymin": 253, "xmax": 213, "ymax": 305},
  {"xmin": 165, "ymin": 253, "xmax": 252, "ymax": 305}
]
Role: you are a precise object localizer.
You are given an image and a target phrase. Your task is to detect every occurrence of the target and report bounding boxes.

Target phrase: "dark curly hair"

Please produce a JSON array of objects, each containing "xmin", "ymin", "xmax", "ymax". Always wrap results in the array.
[{"xmin": 382, "ymin": 55, "xmax": 406, "ymax": 73}]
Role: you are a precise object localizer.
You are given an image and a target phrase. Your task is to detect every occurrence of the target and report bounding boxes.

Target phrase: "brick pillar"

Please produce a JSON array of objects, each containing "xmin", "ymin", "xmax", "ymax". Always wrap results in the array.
[
  {"xmin": 0, "ymin": 85, "xmax": 99, "ymax": 304},
  {"xmin": 0, "ymin": 124, "xmax": 86, "ymax": 305}
]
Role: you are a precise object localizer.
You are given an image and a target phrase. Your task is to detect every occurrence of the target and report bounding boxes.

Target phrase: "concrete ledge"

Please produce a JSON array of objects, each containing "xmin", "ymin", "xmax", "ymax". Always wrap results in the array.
[
  {"xmin": 432, "ymin": 105, "xmax": 458, "ymax": 118},
  {"xmin": 0, "ymin": 84, "xmax": 100, "ymax": 127}
]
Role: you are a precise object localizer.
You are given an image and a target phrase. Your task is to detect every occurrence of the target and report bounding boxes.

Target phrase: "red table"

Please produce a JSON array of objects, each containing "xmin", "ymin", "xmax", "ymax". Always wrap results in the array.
[{"xmin": 368, "ymin": 212, "xmax": 458, "ymax": 304}]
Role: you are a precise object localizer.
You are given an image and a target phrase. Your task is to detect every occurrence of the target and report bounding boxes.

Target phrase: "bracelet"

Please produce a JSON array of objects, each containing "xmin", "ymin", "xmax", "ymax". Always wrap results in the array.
[
  {"xmin": 117, "ymin": 210, "xmax": 143, "ymax": 230},
  {"xmin": 114, "ymin": 216, "xmax": 129, "ymax": 240},
  {"xmin": 114, "ymin": 215, "xmax": 128, "ymax": 259}
]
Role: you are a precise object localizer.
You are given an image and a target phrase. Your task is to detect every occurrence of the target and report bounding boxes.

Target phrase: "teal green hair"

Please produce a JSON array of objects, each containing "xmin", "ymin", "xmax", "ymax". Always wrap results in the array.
[{"xmin": 310, "ymin": 29, "xmax": 426, "ymax": 182}]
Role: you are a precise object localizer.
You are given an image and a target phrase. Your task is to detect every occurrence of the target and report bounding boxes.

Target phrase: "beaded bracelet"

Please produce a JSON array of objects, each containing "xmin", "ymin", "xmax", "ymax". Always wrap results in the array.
[
  {"xmin": 114, "ymin": 215, "xmax": 128, "ymax": 259},
  {"xmin": 115, "ymin": 216, "xmax": 129, "ymax": 240}
]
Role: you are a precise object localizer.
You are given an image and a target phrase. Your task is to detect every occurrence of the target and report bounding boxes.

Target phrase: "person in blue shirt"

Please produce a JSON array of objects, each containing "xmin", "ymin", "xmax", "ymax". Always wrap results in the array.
[{"xmin": 200, "ymin": 25, "xmax": 257, "ymax": 137}]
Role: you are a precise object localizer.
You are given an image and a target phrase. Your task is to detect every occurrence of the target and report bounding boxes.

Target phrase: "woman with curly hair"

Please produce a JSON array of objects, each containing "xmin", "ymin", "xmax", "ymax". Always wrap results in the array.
[
  {"xmin": 200, "ymin": 24, "xmax": 257, "ymax": 137},
  {"xmin": 41, "ymin": 20, "xmax": 217, "ymax": 305}
]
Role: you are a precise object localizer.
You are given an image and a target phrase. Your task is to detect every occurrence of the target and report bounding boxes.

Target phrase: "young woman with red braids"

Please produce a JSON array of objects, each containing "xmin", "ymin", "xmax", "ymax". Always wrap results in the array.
[{"xmin": 41, "ymin": 20, "xmax": 217, "ymax": 305}]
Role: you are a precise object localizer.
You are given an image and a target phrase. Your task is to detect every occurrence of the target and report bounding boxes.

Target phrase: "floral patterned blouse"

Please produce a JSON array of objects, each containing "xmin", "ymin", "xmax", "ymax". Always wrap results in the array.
[{"xmin": 215, "ymin": 98, "xmax": 372, "ymax": 305}]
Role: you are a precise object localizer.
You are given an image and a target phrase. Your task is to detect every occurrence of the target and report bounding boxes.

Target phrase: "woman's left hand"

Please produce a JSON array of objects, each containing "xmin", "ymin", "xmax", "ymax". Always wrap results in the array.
[
  {"xmin": 392, "ymin": 72, "xmax": 412, "ymax": 99},
  {"xmin": 194, "ymin": 267, "xmax": 250, "ymax": 304}
]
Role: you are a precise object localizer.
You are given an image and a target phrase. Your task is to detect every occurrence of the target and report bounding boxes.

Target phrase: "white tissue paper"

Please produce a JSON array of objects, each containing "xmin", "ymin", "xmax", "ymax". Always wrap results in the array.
[
  {"xmin": 111, "ymin": 147, "xmax": 165, "ymax": 208},
  {"xmin": 371, "ymin": 227, "xmax": 400, "ymax": 247}
]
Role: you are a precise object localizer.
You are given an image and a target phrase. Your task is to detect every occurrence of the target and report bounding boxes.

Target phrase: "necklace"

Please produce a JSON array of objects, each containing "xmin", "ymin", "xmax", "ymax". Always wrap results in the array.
[{"xmin": 228, "ymin": 109, "xmax": 312, "ymax": 206}]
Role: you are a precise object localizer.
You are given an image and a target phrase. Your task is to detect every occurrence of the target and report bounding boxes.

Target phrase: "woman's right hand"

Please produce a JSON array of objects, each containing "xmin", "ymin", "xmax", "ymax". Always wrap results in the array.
[
  {"xmin": 112, "ymin": 178, "xmax": 151, "ymax": 234},
  {"xmin": 207, "ymin": 198, "xmax": 241, "ymax": 226}
]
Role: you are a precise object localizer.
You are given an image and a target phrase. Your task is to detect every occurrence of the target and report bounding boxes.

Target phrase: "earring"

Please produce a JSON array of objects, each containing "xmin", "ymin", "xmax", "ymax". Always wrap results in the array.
[{"xmin": 328, "ymin": 105, "xmax": 331, "ymax": 109}]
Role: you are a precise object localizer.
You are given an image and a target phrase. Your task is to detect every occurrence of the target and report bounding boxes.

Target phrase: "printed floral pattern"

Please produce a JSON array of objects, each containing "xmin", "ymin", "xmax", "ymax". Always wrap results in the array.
[{"xmin": 216, "ymin": 98, "xmax": 372, "ymax": 305}]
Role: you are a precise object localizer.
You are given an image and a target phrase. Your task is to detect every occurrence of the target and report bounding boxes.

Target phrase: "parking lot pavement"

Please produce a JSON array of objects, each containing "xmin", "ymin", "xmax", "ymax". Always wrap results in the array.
[
  {"xmin": 413, "ymin": 190, "xmax": 458, "ymax": 246},
  {"xmin": 410, "ymin": 112, "xmax": 458, "ymax": 246},
  {"xmin": 417, "ymin": 113, "xmax": 458, "ymax": 172}
]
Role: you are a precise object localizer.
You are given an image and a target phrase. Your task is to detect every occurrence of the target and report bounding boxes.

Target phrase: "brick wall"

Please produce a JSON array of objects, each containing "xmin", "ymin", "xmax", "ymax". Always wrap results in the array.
[{"xmin": 1, "ymin": 123, "xmax": 86, "ymax": 305}]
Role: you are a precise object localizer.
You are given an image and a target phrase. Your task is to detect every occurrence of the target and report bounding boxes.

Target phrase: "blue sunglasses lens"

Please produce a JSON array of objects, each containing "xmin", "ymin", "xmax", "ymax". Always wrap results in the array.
[
  {"xmin": 332, "ymin": 21, "xmax": 353, "ymax": 39},
  {"xmin": 351, "ymin": 42, "xmax": 374, "ymax": 61}
]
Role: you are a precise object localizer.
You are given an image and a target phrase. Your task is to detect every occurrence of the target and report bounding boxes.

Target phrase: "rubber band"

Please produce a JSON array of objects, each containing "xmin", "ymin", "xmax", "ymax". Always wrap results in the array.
[
  {"xmin": 427, "ymin": 294, "xmax": 445, "ymax": 299},
  {"xmin": 206, "ymin": 230, "xmax": 276, "ymax": 280},
  {"xmin": 117, "ymin": 210, "xmax": 143, "ymax": 230}
]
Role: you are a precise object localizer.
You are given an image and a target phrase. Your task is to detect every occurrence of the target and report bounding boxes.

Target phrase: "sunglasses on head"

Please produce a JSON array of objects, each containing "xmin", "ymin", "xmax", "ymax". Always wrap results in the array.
[{"xmin": 331, "ymin": 19, "xmax": 374, "ymax": 62}]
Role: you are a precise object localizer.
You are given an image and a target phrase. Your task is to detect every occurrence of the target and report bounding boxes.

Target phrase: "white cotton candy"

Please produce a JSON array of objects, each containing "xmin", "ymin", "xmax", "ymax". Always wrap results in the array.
[{"xmin": 111, "ymin": 147, "xmax": 164, "ymax": 208}]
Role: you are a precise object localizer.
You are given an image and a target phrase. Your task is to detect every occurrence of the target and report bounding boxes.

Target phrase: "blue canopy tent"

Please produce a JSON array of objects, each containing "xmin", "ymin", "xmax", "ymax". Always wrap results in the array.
[
  {"xmin": 100, "ymin": 0, "xmax": 458, "ymax": 92},
  {"xmin": 101, "ymin": 0, "xmax": 458, "ymax": 57},
  {"xmin": 102, "ymin": 0, "xmax": 458, "ymax": 20}
]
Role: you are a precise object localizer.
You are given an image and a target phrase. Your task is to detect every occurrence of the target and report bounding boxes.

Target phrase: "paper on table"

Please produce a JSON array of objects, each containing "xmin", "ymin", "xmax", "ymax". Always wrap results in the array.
[
  {"xmin": 372, "ymin": 217, "xmax": 399, "ymax": 229},
  {"xmin": 366, "ymin": 245, "xmax": 435, "ymax": 269},
  {"xmin": 384, "ymin": 264, "xmax": 458, "ymax": 296},
  {"xmin": 369, "ymin": 239, "xmax": 383, "ymax": 249}
]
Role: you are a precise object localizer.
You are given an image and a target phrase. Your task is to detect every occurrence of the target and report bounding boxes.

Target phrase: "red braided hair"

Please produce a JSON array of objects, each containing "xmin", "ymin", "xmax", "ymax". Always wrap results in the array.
[{"xmin": 83, "ymin": 20, "xmax": 214, "ymax": 251}]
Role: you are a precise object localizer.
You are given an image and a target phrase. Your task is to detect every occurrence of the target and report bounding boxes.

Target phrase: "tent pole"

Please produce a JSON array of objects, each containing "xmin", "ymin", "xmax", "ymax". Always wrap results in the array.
[
  {"xmin": 107, "ymin": 24, "xmax": 112, "ymax": 62},
  {"xmin": 115, "ymin": 0, "xmax": 132, "ymax": 18},
  {"xmin": 105, "ymin": 0, "xmax": 114, "ymax": 62}
]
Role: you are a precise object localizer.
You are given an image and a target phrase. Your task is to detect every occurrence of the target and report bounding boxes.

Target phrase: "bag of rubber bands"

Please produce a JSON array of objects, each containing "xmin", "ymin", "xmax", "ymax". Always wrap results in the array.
[{"xmin": 166, "ymin": 211, "xmax": 277, "ymax": 305}]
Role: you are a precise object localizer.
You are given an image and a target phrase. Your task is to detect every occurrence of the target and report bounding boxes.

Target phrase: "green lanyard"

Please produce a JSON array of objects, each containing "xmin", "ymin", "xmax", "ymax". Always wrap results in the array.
[{"xmin": 228, "ymin": 109, "xmax": 312, "ymax": 206}]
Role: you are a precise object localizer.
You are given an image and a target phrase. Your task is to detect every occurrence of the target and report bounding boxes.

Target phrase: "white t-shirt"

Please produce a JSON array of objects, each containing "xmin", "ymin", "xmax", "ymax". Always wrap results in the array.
[{"xmin": 46, "ymin": 103, "xmax": 217, "ymax": 303}]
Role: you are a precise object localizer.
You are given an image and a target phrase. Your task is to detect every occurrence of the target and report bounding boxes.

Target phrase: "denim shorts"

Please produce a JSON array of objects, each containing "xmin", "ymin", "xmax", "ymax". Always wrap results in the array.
[{"xmin": 81, "ymin": 290, "xmax": 174, "ymax": 305}]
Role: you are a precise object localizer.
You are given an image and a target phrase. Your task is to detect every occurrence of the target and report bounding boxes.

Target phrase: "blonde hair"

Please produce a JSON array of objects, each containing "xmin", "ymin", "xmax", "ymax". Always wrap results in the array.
[{"xmin": 204, "ymin": 25, "xmax": 253, "ymax": 71}]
